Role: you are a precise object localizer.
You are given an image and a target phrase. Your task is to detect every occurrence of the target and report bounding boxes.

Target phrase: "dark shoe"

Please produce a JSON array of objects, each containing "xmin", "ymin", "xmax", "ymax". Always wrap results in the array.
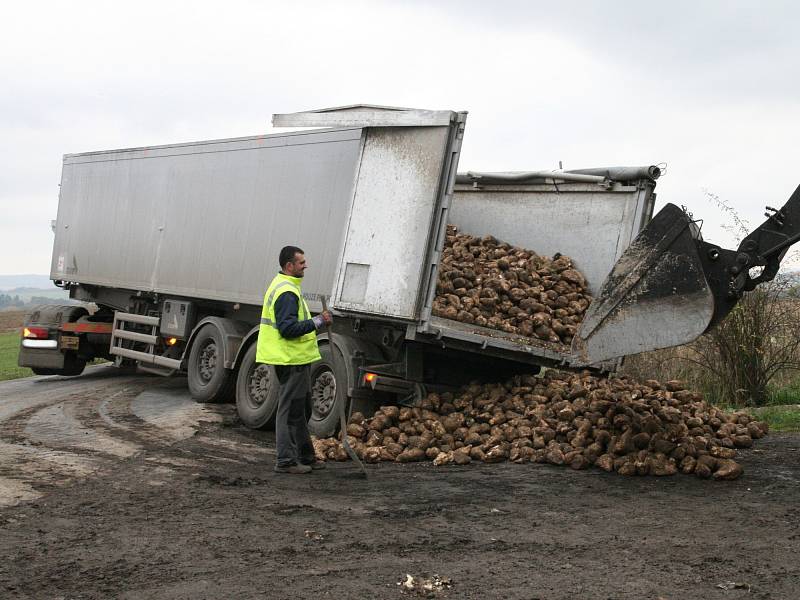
[
  {"xmin": 274, "ymin": 463, "xmax": 312, "ymax": 474},
  {"xmin": 302, "ymin": 460, "xmax": 326, "ymax": 470}
]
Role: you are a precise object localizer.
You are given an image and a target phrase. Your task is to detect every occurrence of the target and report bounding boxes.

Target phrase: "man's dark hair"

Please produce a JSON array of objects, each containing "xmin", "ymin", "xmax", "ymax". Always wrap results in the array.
[{"xmin": 279, "ymin": 246, "xmax": 304, "ymax": 268}]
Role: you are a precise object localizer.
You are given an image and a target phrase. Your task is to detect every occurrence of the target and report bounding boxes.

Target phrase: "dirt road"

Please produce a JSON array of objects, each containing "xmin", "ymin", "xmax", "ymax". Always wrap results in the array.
[{"xmin": 0, "ymin": 367, "xmax": 798, "ymax": 599}]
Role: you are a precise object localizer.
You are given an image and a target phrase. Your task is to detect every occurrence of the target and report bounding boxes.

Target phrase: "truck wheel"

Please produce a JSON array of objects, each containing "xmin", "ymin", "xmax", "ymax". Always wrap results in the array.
[
  {"xmin": 235, "ymin": 343, "xmax": 279, "ymax": 429},
  {"xmin": 30, "ymin": 354, "xmax": 86, "ymax": 377},
  {"xmin": 188, "ymin": 324, "xmax": 234, "ymax": 403},
  {"xmin": 59, "ymin": 353, "xmax": 87, "ymax": 376},
  {"xmin": 307, "ymin": 342, "xmax": 348, "ymax": 438},
  {"xmin": 31, "ymin": 368, "xmax": 60, "ymax": 376}
]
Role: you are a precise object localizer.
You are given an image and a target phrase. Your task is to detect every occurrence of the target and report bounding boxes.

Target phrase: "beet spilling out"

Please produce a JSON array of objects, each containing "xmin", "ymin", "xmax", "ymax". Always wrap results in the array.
[{"xmin": 314, "ymin": 371, "xmax": 764, "ymax": 480}]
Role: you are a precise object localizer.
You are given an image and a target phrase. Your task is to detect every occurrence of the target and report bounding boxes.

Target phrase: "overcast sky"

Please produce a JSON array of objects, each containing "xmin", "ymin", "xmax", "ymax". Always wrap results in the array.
[{"xmin": 2, "ymin": 0, "xmax": 798, "ymax": 276}]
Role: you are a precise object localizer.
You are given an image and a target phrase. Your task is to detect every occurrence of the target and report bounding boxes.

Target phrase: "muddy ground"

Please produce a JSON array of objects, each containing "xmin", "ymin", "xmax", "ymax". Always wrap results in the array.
[{"xmin": 0, "ymin": 367, "xmax": 798, "ymax": 600}]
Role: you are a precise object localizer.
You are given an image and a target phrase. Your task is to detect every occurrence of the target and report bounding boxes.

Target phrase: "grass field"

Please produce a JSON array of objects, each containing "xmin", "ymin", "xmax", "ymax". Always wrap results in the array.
[
  {"xmin": 0, "ymin": 331, "xmax": 32, "ymax": 381},
  {"xmin": 747, "ymin": 404, "xmax": 800, "ymax": 432}
]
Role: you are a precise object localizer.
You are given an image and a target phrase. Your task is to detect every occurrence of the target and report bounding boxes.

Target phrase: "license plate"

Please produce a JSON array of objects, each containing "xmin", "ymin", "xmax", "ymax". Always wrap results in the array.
[{"xmin": 60, "ymin": 335, "xmax": 80, "ymax": 350}]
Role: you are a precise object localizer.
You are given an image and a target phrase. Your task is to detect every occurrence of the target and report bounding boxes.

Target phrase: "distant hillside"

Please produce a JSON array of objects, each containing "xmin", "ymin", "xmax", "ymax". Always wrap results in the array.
[
  {"xmin": 8, "ymin": 286, "xmax": 58, "ymax": 295},
  {"xmin": 3, "ymin": 287, "xmax": 69, "ymax": 301},
  {"xmin": 0, "ymin": 274, "xmax": 53, "ymax": 291},
  {"xmin": 0, "ymin": 275, "xmax": 71, "ymax": 310}
]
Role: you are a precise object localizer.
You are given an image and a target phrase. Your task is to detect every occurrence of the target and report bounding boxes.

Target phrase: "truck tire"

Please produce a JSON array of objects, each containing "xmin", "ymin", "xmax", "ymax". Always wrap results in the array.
[
  {"xmin": 30, "ymin": 353, "xmax": 86, "ymax": 377},
  {"xmin": 188, "ymin": 324, "xmax": 234, "ymax": 403},
  {"xmin": 58, "ymin": 353, "xmax": 87, "ymax": 376},
  {"xmin": 31, "ymin": 368, "xmax": 61, "ymax": 376},
  {"xmin": 307, "ymin": 342, "xmax": 348, "ymax": 438},
  {"xmin": 235, "ymin": 343, "xmax": 279, "ymax": 429}
]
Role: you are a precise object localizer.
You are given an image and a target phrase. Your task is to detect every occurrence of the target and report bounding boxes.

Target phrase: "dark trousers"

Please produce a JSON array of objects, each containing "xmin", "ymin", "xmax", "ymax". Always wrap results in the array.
[{"xmin": 274, "ymin": 364, "xmax": 315, "ymax": 467}]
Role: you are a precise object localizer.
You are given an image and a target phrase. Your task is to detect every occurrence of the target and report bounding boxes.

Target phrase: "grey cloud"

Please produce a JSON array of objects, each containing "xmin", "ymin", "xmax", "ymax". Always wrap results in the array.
[{"xmin": 416, "ymin": 0, "xmax": 800, "ymax": 101}]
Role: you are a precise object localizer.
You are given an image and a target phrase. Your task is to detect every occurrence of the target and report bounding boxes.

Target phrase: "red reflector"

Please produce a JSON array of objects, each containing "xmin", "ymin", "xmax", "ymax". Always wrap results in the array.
[
  {"xmin": 23, "ymin": 326, "xmax": 49, "ymax": 339},
  {"xmin": 364, "ymin": 373, "xmax": 377, "ymax": 383},
  {"xmin": 61, "ymin": 322, "xmax": 113, "ymax": 334}
]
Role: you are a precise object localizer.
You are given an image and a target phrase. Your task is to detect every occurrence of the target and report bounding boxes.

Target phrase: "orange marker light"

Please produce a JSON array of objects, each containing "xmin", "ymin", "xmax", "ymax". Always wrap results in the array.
[
  {"xmin": 166, "ymin": 337, "xmax": 178, "ymax": 346},
  {"xmin": 364, "ymin": 373, "xmax": 377, "ymax": 383}
]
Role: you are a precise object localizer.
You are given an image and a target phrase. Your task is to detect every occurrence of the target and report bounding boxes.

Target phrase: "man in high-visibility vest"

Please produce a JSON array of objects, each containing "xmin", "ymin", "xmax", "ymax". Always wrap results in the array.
[{"xmin": 257, "ymin": 245, "xmax": 332, "ymax": 474}]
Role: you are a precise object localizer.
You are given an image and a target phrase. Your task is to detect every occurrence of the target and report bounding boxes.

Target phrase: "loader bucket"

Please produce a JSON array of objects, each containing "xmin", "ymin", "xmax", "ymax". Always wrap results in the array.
[{"xmin": 571, "ymin": 203, "xmax": 715, "ymax": 365}]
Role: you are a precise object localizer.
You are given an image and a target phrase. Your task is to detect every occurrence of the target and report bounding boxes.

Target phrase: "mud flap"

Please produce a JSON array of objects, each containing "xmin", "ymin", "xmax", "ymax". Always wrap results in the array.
[{"xmin": 571, "ymin": 203, "xmax": 715, "ymax": 365}]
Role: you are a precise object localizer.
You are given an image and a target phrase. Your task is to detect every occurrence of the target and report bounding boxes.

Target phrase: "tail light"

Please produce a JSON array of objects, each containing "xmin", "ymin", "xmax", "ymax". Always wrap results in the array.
[
  {"xmin": 21, "ymin": 326, "xmax": 58, "ymax": 349},
  {"xmin": 23, "ymin": 326, "xmax": 49, "ymax": 339}
]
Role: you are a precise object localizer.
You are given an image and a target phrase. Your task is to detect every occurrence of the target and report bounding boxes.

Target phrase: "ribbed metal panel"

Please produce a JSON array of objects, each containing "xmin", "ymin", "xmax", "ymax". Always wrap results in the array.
[{"xmin": 52, "ymin": 129, "xmax": 364, "ymax": 312}]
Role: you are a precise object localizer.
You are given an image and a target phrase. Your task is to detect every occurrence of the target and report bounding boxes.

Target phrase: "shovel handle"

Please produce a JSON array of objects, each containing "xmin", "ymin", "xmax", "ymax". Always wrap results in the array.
[{"xmin": 320, "ymin": 296, "xmax": 367, "ymax": 477}]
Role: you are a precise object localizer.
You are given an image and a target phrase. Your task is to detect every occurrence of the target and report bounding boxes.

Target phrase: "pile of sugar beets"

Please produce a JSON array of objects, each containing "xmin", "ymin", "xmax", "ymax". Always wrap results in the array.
[
  {"xmin": 313, "ymin": 371, "xmax": 768, "ymax": 480},
  {"xmin": 431, "ymin": 225, "xmax": 592, "ymax": 345}
]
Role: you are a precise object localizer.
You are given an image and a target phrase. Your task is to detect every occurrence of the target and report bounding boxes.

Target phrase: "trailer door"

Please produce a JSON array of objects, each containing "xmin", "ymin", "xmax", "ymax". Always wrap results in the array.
[{"xmin": 273, "ymin": 105, "xmax": 467, "ymax": 321}]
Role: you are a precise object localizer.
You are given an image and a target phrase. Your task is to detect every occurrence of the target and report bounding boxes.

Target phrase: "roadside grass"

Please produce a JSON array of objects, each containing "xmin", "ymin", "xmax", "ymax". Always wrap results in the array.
[
  {"xmin": 0, "ymin": 331, "xmax": 32, "ymax": 381},
  {"xmin": 719, "ymin": 382, "xmax": 800, "ymax": 433},
  {"xmin": 746, "ymin": 382, "xmax": 800, "ymax": 432},
  {"xmin": 747, "ymin": 404, "xmax": 800, "ymax": 432},
  {"xmin": 767, "ymin": 380, "xmax": 800, "ymax": 405}
]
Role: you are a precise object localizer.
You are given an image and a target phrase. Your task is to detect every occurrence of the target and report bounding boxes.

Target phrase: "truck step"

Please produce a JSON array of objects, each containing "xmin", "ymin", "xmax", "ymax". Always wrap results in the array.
[{"xmin": 110, "ymin": 312, "xmax": 181, "ymax": 371}]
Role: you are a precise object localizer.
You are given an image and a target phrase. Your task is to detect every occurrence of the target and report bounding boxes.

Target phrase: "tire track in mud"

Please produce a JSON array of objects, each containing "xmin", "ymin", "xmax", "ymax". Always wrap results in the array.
[
  {"xmin": 0, "ymin": 366, "xmax": 248, "ymax": 507},
  {"xmin": 0, "ymin": 372, "xmax": 156, "ymax": 506}
]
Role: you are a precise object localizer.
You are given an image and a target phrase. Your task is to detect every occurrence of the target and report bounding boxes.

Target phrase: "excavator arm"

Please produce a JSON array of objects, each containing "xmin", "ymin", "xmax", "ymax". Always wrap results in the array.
[{"xmin": 572, "ymin": 184, "xmax": 800, "ymax": 365}]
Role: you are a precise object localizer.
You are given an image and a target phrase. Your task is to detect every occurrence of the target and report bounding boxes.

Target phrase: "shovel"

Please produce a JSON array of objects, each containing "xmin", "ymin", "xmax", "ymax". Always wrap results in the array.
[{"xmin": 321, "ymin": 296, "xmax": 367, "ymax": 478}]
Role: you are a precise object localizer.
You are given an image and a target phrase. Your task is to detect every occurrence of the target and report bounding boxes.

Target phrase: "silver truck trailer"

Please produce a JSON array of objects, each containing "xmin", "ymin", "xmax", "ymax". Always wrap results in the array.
[{"xmin": 29, "ymin": 104, "xmax": 794, "ymax": 438}]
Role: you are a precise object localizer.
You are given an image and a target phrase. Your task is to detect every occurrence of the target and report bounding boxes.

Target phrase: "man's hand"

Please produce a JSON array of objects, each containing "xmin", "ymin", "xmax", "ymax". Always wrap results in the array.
[{"xmin": 312, "ymin": 310, "xmax": 333, "ymax": 330}]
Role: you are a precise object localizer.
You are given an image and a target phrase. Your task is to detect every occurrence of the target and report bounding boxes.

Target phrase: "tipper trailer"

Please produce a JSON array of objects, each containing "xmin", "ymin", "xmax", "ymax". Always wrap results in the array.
[{"xmin": 19, "ymin": 105, "xmax": 800, "ymax": 437}]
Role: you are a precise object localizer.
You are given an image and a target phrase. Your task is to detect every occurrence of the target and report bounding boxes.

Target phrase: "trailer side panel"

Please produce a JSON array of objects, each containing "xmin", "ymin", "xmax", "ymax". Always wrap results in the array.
[{"xmin": 51, "ymin": 129, "xmax": 364, "ymax": 310}]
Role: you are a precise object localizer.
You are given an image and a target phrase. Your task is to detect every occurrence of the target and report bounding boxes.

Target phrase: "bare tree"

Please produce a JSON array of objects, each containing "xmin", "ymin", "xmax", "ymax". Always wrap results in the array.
[{"xmin": 683, "ymin": 276, "xmax": 800, "ymax": 406}]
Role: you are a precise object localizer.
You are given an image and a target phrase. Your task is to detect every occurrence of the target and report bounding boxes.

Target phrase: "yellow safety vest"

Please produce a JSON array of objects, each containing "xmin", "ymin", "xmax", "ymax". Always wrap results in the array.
[{"xmin": 256, "ymin": 273, "xmax": 321, "ymax": 365}]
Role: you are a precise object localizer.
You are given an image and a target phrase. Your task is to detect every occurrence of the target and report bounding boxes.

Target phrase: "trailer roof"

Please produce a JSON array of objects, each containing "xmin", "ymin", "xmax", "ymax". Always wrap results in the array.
[
  {"xmin": 272, "ymin": 104, "xmax": 463, "ymax": 128},
  {"xmin": 62, "ymin": 127, "xmax": 362, "ymax": 162},
  {"xmin": 63, "ymin": 105, "xmax": 464, "ymax": 160}
]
